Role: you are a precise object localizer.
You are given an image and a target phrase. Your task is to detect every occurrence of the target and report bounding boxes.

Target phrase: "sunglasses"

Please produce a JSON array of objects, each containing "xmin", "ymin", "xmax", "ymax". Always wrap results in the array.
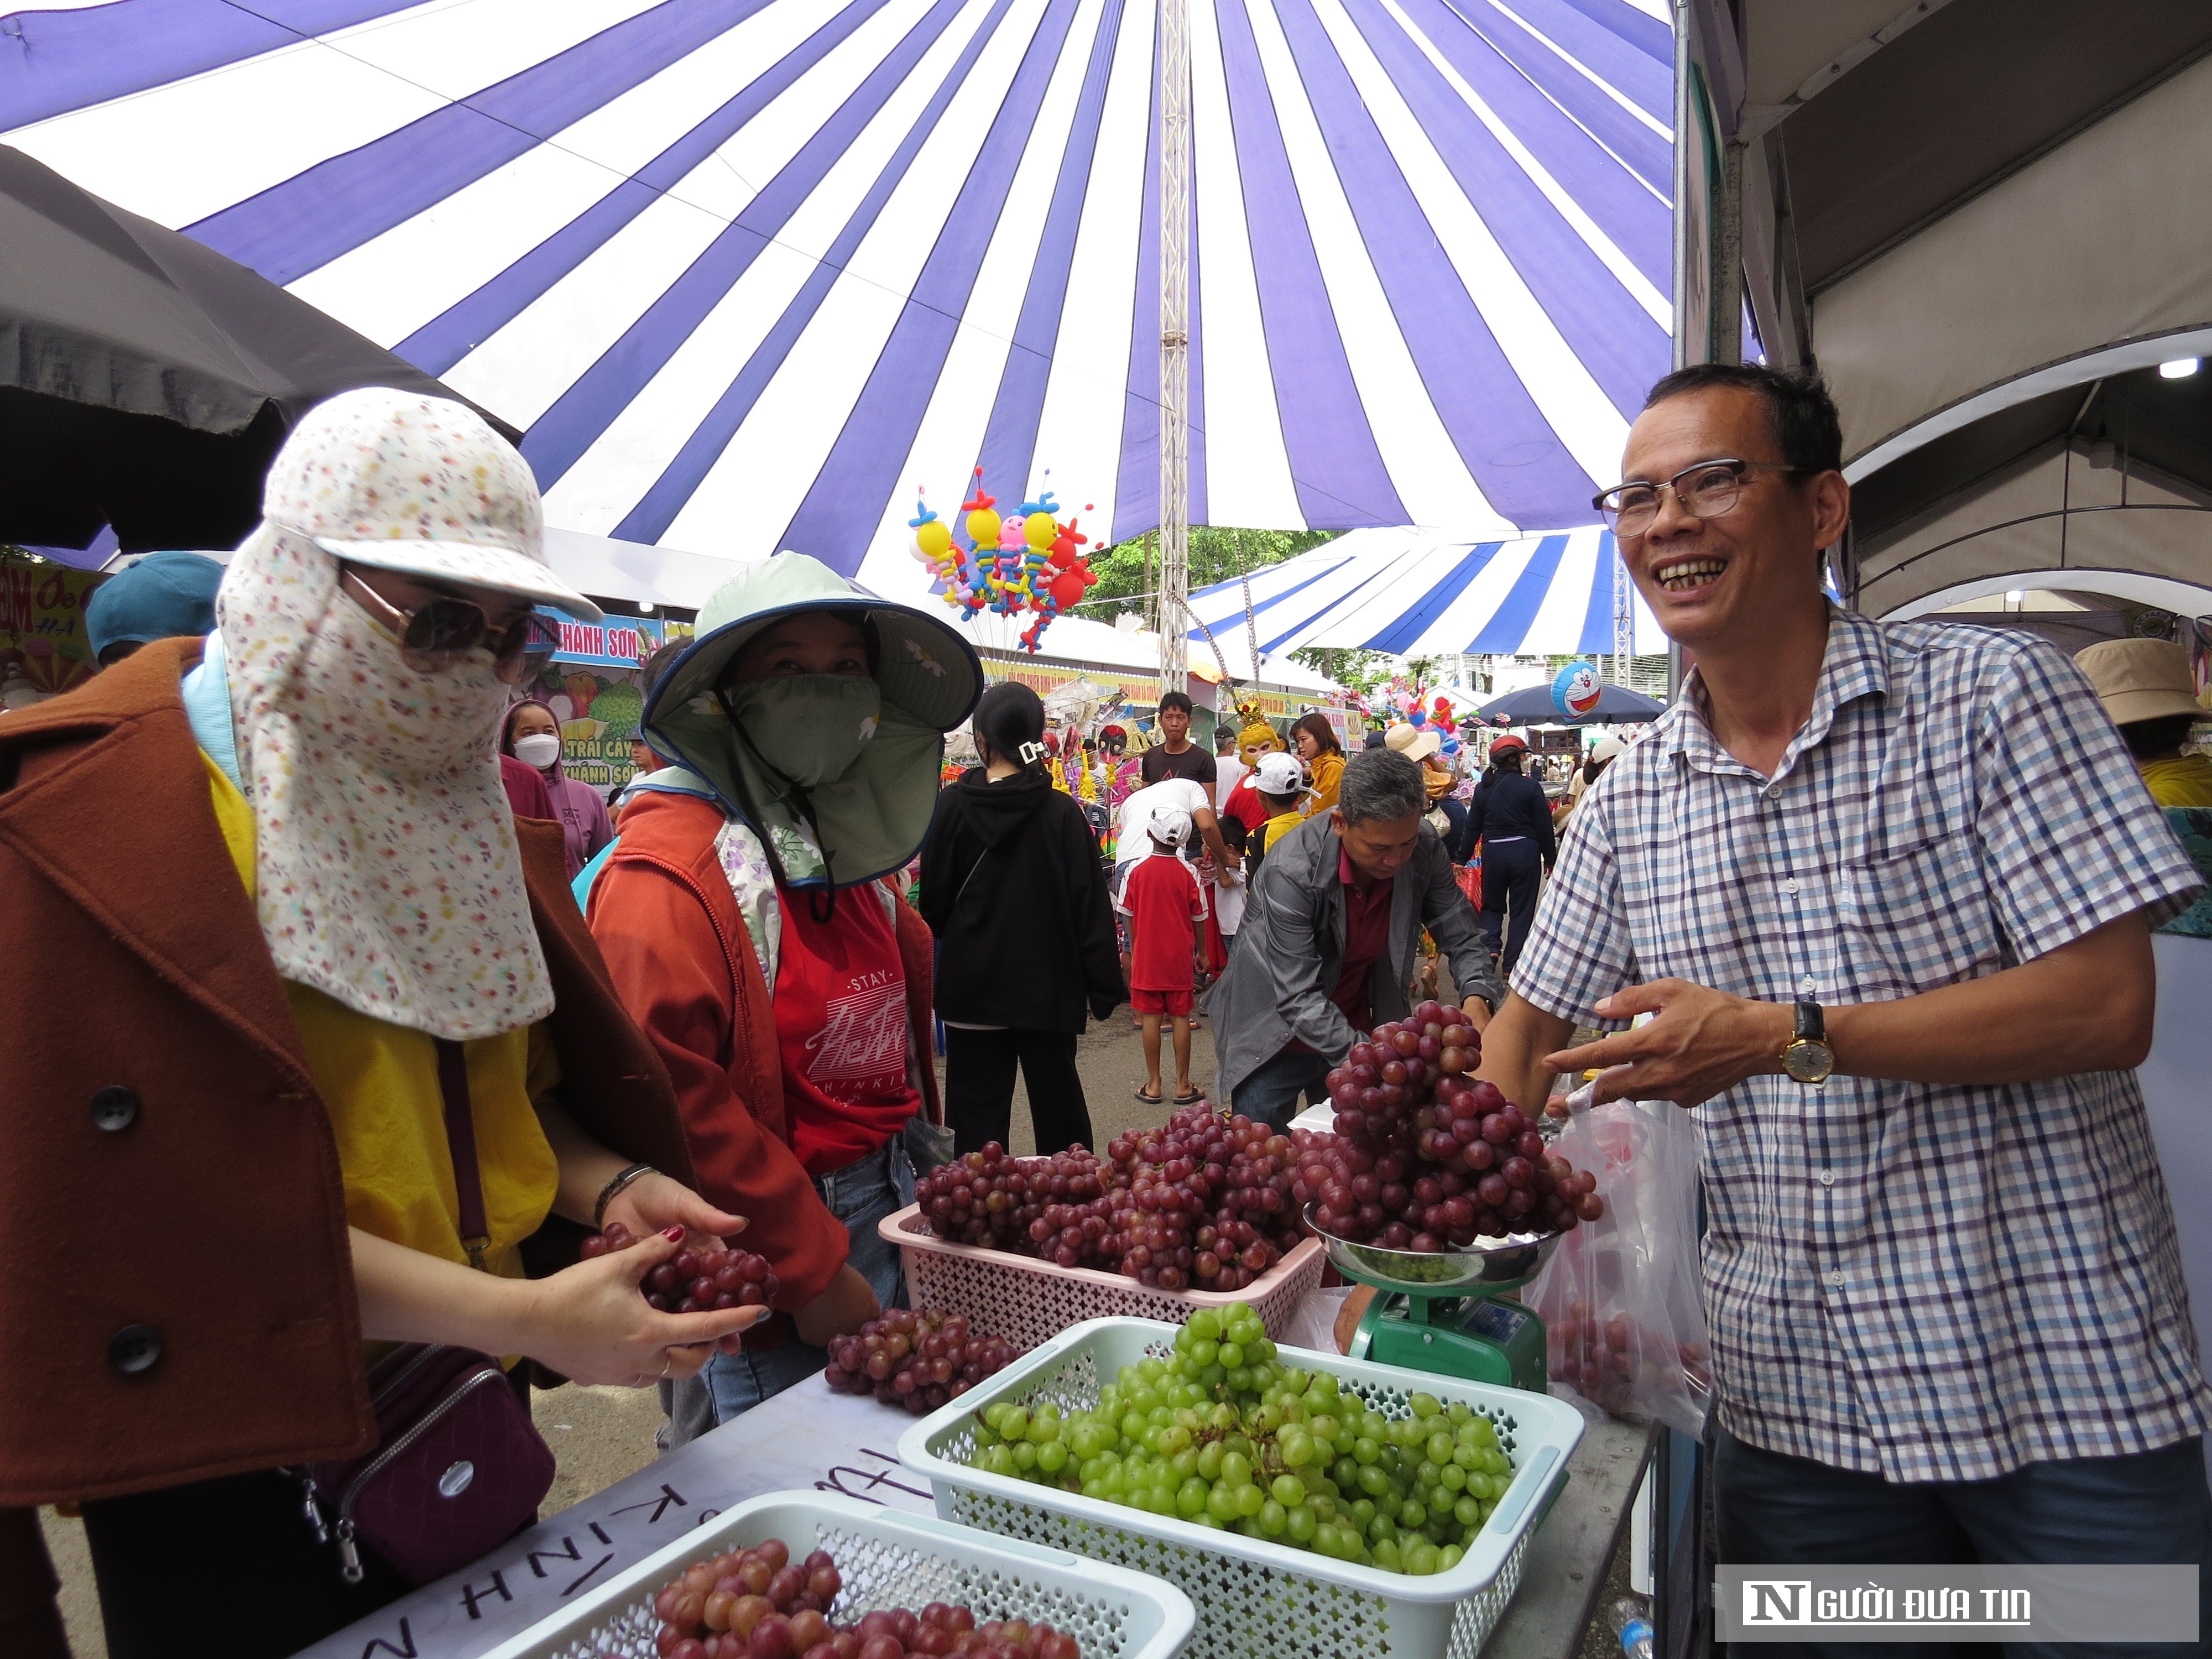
[{"xmin": 340, "ymin": 567, "xmax": 559, "ymax": 684}]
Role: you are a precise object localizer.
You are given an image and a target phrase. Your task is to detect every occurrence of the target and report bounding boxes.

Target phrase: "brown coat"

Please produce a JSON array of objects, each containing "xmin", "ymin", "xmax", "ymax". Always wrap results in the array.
[{"xmin": 0, "ymin": 640, "xmax": 696, "ymax": 1656}]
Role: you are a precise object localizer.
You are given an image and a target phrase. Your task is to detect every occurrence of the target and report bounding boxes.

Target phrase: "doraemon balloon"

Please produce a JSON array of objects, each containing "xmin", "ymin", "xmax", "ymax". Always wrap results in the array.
[{"xmin": 1552, "ymin": 660, "xmax": 1603, "ymax": 719}]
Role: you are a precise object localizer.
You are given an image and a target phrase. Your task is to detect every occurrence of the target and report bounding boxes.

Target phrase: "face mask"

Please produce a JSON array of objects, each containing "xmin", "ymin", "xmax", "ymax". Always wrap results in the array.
[
  {"xmin": 513, "ymin": 732, "xmax": 562, "ymax": 768},
  {"xmin": 720, "ymin": 674, "xmax": 883, "ymax": 790}
]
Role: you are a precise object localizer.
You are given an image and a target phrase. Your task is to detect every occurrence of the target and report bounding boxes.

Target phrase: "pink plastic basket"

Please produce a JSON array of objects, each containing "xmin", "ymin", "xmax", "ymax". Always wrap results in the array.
[{"xmin": 879, "ymin": 1204, "xmax": 1326, "ymax": 1349}]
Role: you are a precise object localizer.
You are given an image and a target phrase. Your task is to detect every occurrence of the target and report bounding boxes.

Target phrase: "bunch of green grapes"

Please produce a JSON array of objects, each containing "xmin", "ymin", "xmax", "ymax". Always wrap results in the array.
[{"xmin": 962, "ymin": 1305, "xmax": 1514, "ymax": 1576}]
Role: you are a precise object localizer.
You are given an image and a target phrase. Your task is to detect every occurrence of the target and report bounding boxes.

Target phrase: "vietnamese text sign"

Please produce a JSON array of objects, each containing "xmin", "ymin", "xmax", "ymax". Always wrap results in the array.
[{"xmin": 1718, "ymin": 1565, "xmax": 2198, "ymax": 1644}]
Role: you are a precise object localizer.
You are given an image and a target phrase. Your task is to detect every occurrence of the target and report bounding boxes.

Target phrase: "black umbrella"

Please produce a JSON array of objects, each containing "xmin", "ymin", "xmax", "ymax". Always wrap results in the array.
[
  {"xmin": 0, "ymin": 144, "xmax": 518, "ymax": 554},
  {"xmin": 1477, "ymin": 680, "xmax": 1667, "ymax": 726}
]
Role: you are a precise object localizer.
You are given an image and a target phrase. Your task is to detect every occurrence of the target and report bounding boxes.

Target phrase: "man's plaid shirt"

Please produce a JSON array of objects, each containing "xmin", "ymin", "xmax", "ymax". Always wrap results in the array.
[{"xmin": 1514, "ymin": 609, "xmax": 2210, "ymax": 1481}]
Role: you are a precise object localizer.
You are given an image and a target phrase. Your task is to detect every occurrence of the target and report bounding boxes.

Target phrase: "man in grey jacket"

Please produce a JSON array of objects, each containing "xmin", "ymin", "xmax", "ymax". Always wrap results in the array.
[{"xmin": 1208, "ymin": 748, "xmax": 1504, "ymax": 1128}]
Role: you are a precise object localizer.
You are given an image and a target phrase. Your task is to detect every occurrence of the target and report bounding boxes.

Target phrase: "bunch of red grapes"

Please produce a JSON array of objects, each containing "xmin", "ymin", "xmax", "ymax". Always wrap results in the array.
[
  {"xmin": 1546, "ymin": 1299, "xmax": 1712, "ymax": 1412},
  {"xmin": 1293, "ymin": 1000, "xmax": 1605, "ymax": 1251},
  {"xmin": 821, "ymin": 1307, "xmax": 1021, "ymax": 1415},
  {"xmin": 910, "ymin": 1108, "xmax": 1305, "ymax": 1292},
  {"xmin": 651, "ymin": 1537, "xmax": 1082, "ymax": 1659},
  {"xmin": 581, "ymin": 1221, "xmax": 780, "ymax": 1314}
]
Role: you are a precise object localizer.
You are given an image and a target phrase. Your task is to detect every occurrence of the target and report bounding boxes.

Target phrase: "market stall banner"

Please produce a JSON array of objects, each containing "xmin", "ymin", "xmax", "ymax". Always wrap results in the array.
[
  {"xmin": 543, "ymin": 607, "xmax": 691, "ymax": 670},
  {"xmin": 1, "ymin": 561, "xmax": 103, "ymax": 698},
  {"xmin": 0, "ymin": 0, "xmax": 1672, "ymax": 582},
  {"xmin": 977, "ymin": 651, "xmax": 1159, "ymax": 709},
  {"xmin": 533, "ymin": 611, "xmax": 693, "ymax": 789}
]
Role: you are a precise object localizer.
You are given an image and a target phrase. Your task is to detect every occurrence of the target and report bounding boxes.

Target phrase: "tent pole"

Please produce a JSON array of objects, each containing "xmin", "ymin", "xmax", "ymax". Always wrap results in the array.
[{"xmin": 1158, "ymin": 0, "xmax": 1192, "ymax": 700}]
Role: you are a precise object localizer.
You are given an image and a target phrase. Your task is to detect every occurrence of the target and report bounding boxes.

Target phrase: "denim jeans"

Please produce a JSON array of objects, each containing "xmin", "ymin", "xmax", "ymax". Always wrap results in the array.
[
  {"xmin": 1714, "ymin": 1427, "xmax": 2212, "ymax": 1659},
  {"xmin": 660, "ymin": 1136, "xmax": 915, "ymax": 1449},
  {"xmin": 1230, "ymin": 1045, "xmax": 1334, "ymax": 1132}
]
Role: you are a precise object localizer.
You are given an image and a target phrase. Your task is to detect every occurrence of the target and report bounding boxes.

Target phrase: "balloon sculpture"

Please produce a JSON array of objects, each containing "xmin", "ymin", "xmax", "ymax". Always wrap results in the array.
[{"xmin": 907, "ymin": 467, "xmax": 1102, "ymax": 653}]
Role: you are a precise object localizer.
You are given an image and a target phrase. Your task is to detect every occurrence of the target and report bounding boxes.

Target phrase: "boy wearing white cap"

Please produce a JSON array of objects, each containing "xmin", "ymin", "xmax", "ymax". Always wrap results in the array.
[{"xmin": 1117, "ymin": 806, "xmax": 1209, "ymax": 1106}]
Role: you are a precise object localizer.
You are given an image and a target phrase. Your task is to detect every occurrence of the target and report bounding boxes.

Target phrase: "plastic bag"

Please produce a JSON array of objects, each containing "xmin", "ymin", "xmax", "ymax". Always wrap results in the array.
[{"xmin": 1526, "ymin": 1098, "xmax": 1712, "ymax": 1434}]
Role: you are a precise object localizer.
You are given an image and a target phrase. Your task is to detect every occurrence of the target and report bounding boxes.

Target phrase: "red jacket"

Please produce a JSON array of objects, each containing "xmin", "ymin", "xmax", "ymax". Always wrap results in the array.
[{"xmin": 586, "ymin": 789, "xmax": 941, "ymax": 1328}]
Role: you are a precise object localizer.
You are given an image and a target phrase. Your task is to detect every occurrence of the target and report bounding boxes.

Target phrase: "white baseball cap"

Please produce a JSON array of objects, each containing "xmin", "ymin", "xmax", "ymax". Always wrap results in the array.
[
  {"xmin": 1151, "ymin": 806, "xmax": 1194, "ymax": 848},
  {"xmin": 268, "ymin": 387, "xmax": 604, "ymax": 622},
  {"xmin": 1254, "ymin": 751, "xmax": 1305, "ymax": 794}
]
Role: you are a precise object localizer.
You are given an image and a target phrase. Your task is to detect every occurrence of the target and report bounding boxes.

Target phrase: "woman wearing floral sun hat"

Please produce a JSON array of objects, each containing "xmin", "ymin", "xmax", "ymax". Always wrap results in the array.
[
  {"xmin": 584, "ymin": 551, "xmax": 983, "ymax": 1446},
  {"xmin": 0, "ymin": 389, "xmax": 760, "ymax": 1659}
]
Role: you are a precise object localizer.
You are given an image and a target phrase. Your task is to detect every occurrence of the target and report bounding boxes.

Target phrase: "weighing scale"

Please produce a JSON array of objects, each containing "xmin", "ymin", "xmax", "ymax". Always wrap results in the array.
[{"xmin": 1305, "ymin": 1202, "xmax": 1561, "ymax": 1391}]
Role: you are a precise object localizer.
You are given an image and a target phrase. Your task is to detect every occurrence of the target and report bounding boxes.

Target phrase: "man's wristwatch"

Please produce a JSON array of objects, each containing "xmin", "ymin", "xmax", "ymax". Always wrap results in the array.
[{"xmin": 1780, "ymin": 1000, "xmax": 1834, "ymax": 1084}]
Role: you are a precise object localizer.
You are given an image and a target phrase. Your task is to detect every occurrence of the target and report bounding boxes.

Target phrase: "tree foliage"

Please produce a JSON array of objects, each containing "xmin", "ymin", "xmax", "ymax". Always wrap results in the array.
[{"xmin": 1078, "ymin": 526, "xmax": 1337, "ymax": 622}]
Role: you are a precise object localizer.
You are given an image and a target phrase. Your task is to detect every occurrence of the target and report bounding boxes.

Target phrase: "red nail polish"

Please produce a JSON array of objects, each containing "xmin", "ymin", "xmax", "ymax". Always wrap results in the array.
[{"xmin": 662, "ymin": 1225, "xmax": 685, "ymax": 1242}]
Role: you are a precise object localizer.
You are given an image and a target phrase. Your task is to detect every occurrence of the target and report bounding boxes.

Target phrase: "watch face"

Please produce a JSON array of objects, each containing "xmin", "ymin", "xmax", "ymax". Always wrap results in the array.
[{"xmin": 1783, "ymin": 1040, "xmax": 1834, "ymax": 1083}]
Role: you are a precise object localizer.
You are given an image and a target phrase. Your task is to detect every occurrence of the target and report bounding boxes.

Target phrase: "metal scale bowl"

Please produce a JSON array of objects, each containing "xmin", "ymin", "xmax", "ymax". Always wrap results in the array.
[{"xmin": 1305, "ymin": 1203, "xmax": 1563, "ymax": 1390}]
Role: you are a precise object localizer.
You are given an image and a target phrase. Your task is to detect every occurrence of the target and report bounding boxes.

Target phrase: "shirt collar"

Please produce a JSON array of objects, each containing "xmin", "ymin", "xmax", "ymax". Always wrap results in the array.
[{"xmin": 1666, "ymin": 606, "xmax": 1891, "ymax": 780}]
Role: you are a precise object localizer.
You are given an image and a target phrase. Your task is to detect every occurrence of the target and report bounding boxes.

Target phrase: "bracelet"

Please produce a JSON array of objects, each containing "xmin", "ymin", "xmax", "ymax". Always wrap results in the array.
[{"xmin": 593, "ymin": 1162, "xmax": 658, "ymax": 1229}]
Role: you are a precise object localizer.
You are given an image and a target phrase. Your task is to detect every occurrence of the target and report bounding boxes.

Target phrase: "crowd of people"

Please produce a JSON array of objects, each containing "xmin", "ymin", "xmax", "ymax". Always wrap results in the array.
[{"xmin": 7, "ymin": 358, "xmax": 2211, "ymax": 1658}]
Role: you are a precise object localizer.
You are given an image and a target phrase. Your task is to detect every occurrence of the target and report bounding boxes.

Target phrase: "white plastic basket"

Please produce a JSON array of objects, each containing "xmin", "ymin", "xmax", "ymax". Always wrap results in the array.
[
  {"xmin": 479, "ymin": 1490, "xmax": 1196, "ymax": 1659},
  {"xmin": 898, "ymin": 1318, "xmax": 1585, "ymax": 1659},
  {"xmin": 880, "ymin": 1203, "xmax": 1326, "ymax": 1349}
]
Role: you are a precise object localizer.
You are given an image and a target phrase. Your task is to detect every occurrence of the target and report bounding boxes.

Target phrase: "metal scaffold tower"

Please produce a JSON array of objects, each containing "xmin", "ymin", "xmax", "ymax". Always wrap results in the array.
[{"xmin": 1156, "ymin": 0, "xmax": 1192, "ymax": 694}]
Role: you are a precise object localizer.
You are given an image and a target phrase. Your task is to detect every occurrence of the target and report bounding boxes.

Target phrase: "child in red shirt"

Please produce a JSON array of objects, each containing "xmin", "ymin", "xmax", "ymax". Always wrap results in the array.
[{"xmin": 1117, "ymin": 806, "xmax": 1209, "ymax": 1105}]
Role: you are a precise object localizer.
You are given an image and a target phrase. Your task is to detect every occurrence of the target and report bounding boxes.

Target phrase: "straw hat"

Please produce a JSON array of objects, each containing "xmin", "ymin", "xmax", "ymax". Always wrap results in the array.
[
  {"xmin": 1385, "ymin": 722, "xmax": 1441, "ymax": 763},
  {"xmin": 2074, "ymin": 639, "xmax": 2203, "ymax": 726}
]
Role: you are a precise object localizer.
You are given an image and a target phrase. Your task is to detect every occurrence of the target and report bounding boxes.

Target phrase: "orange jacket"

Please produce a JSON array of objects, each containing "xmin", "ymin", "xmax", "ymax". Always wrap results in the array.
[{"xmin": 586, "ymin": 789, "xmax": 940, "ymax": 1327}]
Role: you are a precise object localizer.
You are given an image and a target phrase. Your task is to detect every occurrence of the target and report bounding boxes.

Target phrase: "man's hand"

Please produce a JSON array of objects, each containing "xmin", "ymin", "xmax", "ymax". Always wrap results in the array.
[
  {"xmin": 1544, "ymin": 979, "xmax": 1791, "ymax": 1108},
  {"xmin": 1460, "ymin": 994, "xmax": 1493, "ymax": 1034},
  {"xmin": 792, "ymin": 1262, "xmax": 880, "ymax": 1347}
]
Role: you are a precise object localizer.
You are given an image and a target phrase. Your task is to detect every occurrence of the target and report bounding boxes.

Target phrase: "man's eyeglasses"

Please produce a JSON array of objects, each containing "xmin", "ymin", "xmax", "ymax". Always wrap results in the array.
[
  {"xmin": 1590, "ymin": 458, "xmax": 1806, "ymax": 538},
  {"xmin": 339, "ymin": 567, "xmax": 560, "ymax": 684}
]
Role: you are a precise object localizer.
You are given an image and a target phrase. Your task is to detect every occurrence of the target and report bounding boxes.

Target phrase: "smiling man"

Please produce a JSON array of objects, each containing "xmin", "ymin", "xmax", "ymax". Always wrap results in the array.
[{"xmin": 1477, "ymin": 363, "xmax": 2212, "ymax": 1624}]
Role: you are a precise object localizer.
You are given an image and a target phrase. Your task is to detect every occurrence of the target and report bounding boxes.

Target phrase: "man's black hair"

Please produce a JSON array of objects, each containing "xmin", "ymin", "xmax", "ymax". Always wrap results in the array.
[
  {"xmin": 1641, "ymin": 363, "xmax": 1843, "ymax": 477},
  {"xmin": 1159, "ymin": 689, "xmax": 1194, "ymax": 716},
  {"xmin": 639, "ymin": 638, "xmax": 687, "ymax": 697}
]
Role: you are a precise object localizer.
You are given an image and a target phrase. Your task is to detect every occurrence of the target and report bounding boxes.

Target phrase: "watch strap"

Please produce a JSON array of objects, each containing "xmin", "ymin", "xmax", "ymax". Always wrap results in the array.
[{"xmin": 1793, "ymin": 1000, "xmax": 1824, "ymax": 1044}]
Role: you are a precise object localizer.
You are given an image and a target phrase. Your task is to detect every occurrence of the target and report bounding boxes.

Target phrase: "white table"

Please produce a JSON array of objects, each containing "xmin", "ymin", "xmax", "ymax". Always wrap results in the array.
[
  {"xmin": 299, "ymin": 1382, "xmax": 936, "ymax": 1659},
  {"xmin": 306, "ymin": 1296, "xmax": 1651, "ymax": 1659}
]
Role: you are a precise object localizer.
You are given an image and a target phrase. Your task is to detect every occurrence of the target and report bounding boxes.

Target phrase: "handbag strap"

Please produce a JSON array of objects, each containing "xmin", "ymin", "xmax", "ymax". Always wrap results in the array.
[{"xmin": 433, "ymin": 1039, "xmax": 492, "ymax": 1271}]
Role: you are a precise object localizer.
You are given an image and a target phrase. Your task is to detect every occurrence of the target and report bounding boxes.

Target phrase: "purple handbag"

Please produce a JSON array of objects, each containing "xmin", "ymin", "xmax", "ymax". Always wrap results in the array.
[{"xmin": 293, "ymin": 1041, "xmax": 556, "ymax": 1584}]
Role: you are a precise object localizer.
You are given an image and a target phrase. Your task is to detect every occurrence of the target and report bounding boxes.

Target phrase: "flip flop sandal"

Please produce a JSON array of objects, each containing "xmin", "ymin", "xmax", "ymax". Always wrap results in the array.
[
  {"xmin": 1172, "ymin": 1088, "xmax": 1206, "ymax": 1106},
  {"xmin": 1135, "ymin": 1087, "xmax": 1164, "ymax": 1104}
]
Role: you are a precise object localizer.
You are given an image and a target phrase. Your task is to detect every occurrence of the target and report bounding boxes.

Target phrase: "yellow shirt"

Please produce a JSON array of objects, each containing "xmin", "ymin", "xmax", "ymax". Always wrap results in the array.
[
  {"xmin": 1257, "ymin": 809, "xmax": 1306, "ymax": 856},
  {"xmin": 2140, "ymin": 754, "xmax": 2212, "ymax": 810},
  {"xmin": 203, "ymin": 754, "xmax": 561, "ymax": 1282},
  {"xmin": 1301, "ymin": 751, "xmax": 1345, "ymax": 818}
]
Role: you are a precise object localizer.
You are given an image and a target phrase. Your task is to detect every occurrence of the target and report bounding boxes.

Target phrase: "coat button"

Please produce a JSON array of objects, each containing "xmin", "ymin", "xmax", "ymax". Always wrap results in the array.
[
  {"xmin": 89, "ymin": 1086, "xmax": 139, "ymax": 1132},
  {"xmin": 108, "ymin": 1324, "xmax": 161, "ymax": 1375}
]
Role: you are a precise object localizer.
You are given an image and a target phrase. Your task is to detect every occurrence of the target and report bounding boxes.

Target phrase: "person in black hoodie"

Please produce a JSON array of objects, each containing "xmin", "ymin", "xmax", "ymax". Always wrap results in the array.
[
  {"xmin": 921, "ymin": 681, "xmax": 1125, "ymax": 1156},
  {"xmin": 1465, "ymin": 733, "xmax": 1558, "ymax": 976}
]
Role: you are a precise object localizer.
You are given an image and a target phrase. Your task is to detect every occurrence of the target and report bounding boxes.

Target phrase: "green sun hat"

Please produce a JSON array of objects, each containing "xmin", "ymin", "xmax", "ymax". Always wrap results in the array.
[{"xmin": 643, "ymin": 552, "xmax": 983, "ymax": 888}]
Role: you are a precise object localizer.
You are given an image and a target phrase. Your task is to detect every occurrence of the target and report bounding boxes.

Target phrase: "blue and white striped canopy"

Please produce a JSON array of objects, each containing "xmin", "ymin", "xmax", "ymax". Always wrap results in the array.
[
  {"xmin": 0, "ymin": 0, "xmax": 1671, "ymax": 588},
  {"xmin": 1187, "ymin": 523, "xmax": 1663, "ymax": 657}
]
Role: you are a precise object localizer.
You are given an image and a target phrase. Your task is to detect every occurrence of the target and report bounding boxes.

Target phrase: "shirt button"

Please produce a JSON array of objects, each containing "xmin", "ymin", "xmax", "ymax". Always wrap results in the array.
[
  {"xmin": 1799, "ymin": 975, "xmax": 1816, "ymax": 992},
  {"xmin": 1829, "ymin": 1273, "xmax": 1846, "ymax": 1288},
  {"xmin": 108, "ymin": 1324, "xmax": 162, "ymax": 1375},
  {"xmin": 89, "ymin": 1085, "xmax": 139, "ymax": 1133},
  {"xmin": 1818, "ymin": 1169, "xmax": 1835, "ymax": 1187},
  {"xmin": 1767, "ymin": 785, "xmax": 1781, "ymax": 800},
  {"xmin": 1782, "ymin": 878, "xmax": 1800, "ymax": 895}
]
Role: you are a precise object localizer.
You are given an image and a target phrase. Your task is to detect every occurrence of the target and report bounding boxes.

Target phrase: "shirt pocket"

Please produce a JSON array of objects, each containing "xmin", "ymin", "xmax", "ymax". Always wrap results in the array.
[{"xmin": 1838, "ymin": 827, "xmax": 2002, "ymax": 998}]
